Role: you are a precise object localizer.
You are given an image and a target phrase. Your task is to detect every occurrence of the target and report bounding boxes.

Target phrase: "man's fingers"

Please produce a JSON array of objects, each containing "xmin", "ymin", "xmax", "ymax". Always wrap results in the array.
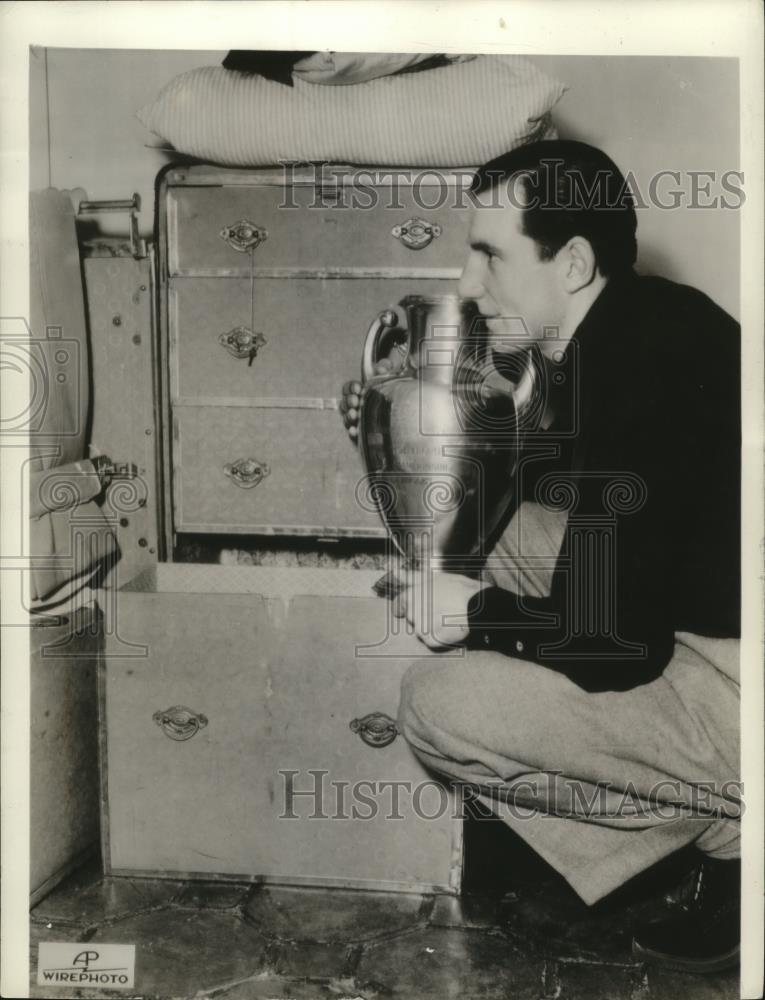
[
  {"xmin": 373, "ymin": 359, "xmax": 393, "ymax": 375},
  {"xmin": 338, "ymin": 375, "xmax": 369, "ymax": 446}
]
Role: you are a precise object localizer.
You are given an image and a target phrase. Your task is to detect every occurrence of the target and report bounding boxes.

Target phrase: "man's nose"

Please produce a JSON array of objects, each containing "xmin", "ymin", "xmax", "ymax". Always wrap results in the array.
[{"xmin": 457, "ymin": 255, "xmax": 484, "ymax": 302}]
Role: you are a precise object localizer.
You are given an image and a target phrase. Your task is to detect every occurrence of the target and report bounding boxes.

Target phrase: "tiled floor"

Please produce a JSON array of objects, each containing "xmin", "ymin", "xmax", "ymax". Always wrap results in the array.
[{"xmin": 29, "ymin": 823, "xmax": 740, "ymax": 1000}]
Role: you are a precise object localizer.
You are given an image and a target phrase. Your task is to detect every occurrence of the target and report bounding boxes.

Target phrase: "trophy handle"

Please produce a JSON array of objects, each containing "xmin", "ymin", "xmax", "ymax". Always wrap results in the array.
[{"xmin": 361, "ymin": 309, "xmax": 401, "ymax": 383}]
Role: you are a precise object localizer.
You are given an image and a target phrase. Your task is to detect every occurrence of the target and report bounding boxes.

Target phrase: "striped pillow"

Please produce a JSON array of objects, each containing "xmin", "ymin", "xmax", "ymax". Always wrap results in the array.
[{"xmin": 137, "ymin": 55, "xmax": 565, "ymax": 167}]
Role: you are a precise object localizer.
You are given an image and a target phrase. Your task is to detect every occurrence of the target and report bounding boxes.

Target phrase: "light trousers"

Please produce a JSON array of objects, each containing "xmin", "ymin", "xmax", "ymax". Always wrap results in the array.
[{"xmin": 398, "ymin": 502, "xmax": 740, "ymax": 904}]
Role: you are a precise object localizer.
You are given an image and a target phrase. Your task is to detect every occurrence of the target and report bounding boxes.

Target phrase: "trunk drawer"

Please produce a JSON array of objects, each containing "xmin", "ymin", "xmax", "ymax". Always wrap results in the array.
[
  {"xmin": 167, "ymin": 181, "xmax": 470, "ymax": 275},
  {"xmin": 101, "ymin": 564, "xmax": 462, "ymax": 893},
  {"xmin": 172, "ymin": 405, "xmax": 383, "ymax": 536},
  {"xmin": 169, "ymin": 276, "xmax": 454, "ymax": 403}
]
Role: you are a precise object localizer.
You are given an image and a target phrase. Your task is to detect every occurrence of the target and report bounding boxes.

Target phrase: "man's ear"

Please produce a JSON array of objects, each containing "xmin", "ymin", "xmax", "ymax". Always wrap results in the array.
[{"xmin": 560, "ymin": 236, "xmax": 597, "ymax": 292}]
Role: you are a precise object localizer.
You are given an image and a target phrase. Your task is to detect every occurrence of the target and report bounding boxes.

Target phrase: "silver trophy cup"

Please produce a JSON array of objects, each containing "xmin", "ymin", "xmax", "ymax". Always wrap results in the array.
[{"xmin": 358, "ymin": 294, "xmax": 529, "ymax": 591}]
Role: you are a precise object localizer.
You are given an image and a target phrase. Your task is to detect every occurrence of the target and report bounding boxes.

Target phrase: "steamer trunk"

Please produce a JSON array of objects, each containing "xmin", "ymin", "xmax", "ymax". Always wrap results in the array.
[
  {"xmin": 99, "ymin": 164, "xmax": 473, "ymax": 893},
  {"xmin": 101, "ymin": 565, "xmax": 462, "ymax": 892},
  {"xmin": 158, "ymin": 164, "xmax": 471, "ymax": 548}
]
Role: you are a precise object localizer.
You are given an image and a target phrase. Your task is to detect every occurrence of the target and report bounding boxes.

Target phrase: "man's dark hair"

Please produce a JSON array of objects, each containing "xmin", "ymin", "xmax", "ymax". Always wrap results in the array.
[{"xmin": 471, "ymin": 140, "xmax": 638, "ymax": 277}]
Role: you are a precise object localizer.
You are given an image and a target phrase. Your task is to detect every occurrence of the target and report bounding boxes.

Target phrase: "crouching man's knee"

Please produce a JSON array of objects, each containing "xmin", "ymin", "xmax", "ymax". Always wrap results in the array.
[
  {"xmin": 398, "ymin": 655, "xmax": 509, "ymax": 791},
  {"xmin": 398, "ymin": 657, "xmax": 469, "ymax": 753},
  {"xmin": 398, "ymin": 660, "xmax": 437, "ymax": 745}
]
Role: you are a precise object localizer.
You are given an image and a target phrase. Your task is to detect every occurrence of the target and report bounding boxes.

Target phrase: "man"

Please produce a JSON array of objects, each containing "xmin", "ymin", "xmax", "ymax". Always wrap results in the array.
[{"xmin": 340, "ymin": 140, "xmax": 741, "ymax": 974}]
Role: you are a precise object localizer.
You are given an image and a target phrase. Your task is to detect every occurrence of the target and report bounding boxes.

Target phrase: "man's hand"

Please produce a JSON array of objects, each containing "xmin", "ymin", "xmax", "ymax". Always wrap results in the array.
[
  {"xmin": 339, "ymin": 360, "xmax": 395, "ymax": 443},
  {"xmin": 340, "ymin": 344, "xmax": 407, "ymax": 443},
  {"xmin": 399, "ymin": 570, "xmax": 486, "ymax": 651},
  {"xmin": 339, "ymin": 379, "xmax": 362, "ymax": 443}
]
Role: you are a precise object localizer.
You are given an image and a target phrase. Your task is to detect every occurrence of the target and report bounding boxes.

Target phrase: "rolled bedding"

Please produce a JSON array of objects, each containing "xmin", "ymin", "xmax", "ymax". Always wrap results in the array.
[{"xmin": 137, "ymin": 54, "xmax": 565, "ymax": 167}]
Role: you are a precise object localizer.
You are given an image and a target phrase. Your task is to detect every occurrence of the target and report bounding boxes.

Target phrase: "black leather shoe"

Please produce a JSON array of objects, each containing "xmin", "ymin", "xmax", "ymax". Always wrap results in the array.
[{"xmin": 631, "ymin": 856, "xmax": 740, "ymax": 974}]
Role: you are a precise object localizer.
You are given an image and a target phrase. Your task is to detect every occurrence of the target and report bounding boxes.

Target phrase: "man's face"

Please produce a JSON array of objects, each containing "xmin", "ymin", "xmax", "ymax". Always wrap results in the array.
[{"xmin": 458, "ymin": 184, "xmax": 565, "ymax": 352}]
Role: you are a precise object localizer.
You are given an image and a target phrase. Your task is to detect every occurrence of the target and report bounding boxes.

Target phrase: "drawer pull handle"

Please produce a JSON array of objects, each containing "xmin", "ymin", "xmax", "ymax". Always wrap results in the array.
[
  {"xmin": 218, "ymin": 326, "xmax": 267, "ymax": 364},
  {"xmin": 224, "ymin": 457, "xmax": 271, "ymax": 490},
  {"xmin": 153, "ymin": 705, "xmax": 208, "ymax": 741},
  {"xmin": 219, "ymin": 219, "xmax": 268, "ymax": 253},
  {"xmin": 350, "ymin": 712, "xmax": 400, "ymax": 748},
  {"xmin": 391, "ymin": 217, "xmax": 441, "ymax": 251}
]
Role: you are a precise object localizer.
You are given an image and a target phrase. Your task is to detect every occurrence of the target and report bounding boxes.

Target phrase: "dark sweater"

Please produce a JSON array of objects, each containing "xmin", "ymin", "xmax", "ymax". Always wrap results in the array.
[{"xmin": 466, "ymin": 269, "xmax": 741, "ymax": 692}]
